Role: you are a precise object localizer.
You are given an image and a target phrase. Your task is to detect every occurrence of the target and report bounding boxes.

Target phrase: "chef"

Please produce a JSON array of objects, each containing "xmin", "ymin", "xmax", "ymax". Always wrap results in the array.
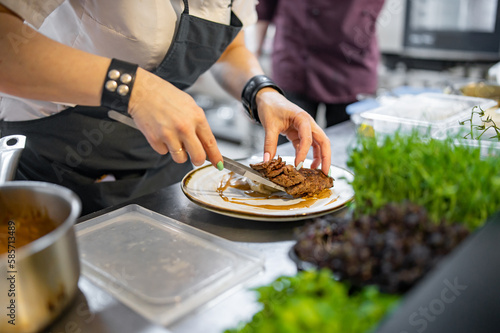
[{"xmin": 0, "ymin": 0, "xmax": 331, "ymax": 215}]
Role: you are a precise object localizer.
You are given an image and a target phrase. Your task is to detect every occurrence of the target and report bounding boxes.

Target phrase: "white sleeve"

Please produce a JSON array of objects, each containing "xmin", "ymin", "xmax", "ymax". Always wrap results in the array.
[
  {"xmin": 232, "ymin": 0, "xmax": 258, "ymax": 27},
  {"xmin": 0, "ymin": 0, "xmax": 64, "ymax": 28}
]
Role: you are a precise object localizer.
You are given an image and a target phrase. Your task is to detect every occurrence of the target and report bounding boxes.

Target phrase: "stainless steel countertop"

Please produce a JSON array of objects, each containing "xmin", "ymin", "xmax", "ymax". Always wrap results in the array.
[{"xmin": 45, "ymin": 121, "xmax": 357, "ymax": 333}]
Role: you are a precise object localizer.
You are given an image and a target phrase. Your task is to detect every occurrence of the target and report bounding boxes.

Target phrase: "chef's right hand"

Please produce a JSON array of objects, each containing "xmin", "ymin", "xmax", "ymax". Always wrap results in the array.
[{"xmin": 127, "ymin": 68, "xmax": 223, "ymax": 169}]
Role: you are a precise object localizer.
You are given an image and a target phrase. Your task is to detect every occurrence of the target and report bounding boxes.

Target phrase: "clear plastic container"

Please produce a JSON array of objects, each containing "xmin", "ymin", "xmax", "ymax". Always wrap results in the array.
[
  {"xmin": 432, "ymin": 125, "xmax": 500, "ymax": 158},
  {"xmin": 75, "ymin": 204, "xmax": 264, "ymax": 326},
  {"xmin": 358, "ymin": 93, "xmax": 497, "ymax": 136}
]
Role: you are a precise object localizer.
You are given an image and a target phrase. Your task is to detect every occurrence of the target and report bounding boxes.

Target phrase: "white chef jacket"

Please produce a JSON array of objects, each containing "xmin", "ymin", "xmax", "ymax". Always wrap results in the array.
[{"xmin": 0, "ymin": 0, "xmax": 257, "ymax": 121}]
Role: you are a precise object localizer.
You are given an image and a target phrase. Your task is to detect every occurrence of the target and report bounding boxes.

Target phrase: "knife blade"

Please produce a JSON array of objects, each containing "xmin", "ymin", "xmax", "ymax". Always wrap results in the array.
[
  {"xmin": 108, "ymin": 110, "xmax": 139, "ymax": 129},
  {"xmin": 222, "ymin": 156, "xmax": 286, "ymax": 192},
  {"xmin": 108, "ymin": 110, "xmax": 286, "ymax": 192}
]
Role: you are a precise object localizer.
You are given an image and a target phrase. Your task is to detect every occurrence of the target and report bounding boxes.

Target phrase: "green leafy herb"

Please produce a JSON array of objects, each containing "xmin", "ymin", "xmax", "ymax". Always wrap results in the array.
[
  {"xmin": 224, "ymin": 269, "xmax": 400, "ymax": 333},
  {"xmin": 458, "ymin": 106, "xmax": 500, "ymax": 141},
  {"xmin": 347, "ymin": 131, "xmax": 500, "ymax": 230}
]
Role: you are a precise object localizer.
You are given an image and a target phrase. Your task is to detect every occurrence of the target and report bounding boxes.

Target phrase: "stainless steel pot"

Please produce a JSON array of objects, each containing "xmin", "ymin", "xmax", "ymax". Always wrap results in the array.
[{"xmin": 0, "ymin": 135, "xmax": 81, "ymax": 333}]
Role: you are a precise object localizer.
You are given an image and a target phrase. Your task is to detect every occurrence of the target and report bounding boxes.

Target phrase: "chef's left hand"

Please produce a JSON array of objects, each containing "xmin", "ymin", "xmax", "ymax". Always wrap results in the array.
[{"xmin": 255, "ymin": 88, "xmax": 332, "ymax": 176}]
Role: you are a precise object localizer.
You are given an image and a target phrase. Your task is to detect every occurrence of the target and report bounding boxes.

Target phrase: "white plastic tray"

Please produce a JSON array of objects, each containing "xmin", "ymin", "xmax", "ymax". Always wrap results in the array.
[{"xmin": 75, "ymin": 204, "xmax": 264, "ymax": 326}]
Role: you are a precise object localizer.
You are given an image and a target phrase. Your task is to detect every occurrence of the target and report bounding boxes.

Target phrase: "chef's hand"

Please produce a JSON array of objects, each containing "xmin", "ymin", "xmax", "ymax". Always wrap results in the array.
[
  {"xmin": 127, "ymin": 68, "xmax": 223, "ymax": 169},
  {"xmin": 255, "ymin": 88, "xmax": 332, "ymax": 176}
]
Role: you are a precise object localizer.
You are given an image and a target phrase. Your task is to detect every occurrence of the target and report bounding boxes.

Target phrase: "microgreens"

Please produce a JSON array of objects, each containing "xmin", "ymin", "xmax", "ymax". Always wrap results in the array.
[
  {"xmin": 458, "ymin": 106, "xmax": 500, "ymax": 141},
  {"xmin": 347, "ymin": 131, "xmax": 500, "ymax": 230},
  {"xmin": 224, "ymin": 269, "xmax": 399, "ymax": 333}
]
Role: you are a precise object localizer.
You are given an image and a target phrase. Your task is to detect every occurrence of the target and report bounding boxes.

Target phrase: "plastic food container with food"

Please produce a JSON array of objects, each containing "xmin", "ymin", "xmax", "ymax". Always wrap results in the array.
[
  {"xmin": 75, "ymin": 204, "xmax": 264, "ymax": 326},
  {"xmin": 358, "ymin": 93, "xmax": 497, "ymax": 136}
]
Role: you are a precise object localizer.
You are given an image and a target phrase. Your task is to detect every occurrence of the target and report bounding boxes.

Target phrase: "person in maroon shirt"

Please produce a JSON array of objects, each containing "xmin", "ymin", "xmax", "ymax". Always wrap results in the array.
[{"xmin": 256, "ymin": 0, "xmax": 385, "ymax": 133}]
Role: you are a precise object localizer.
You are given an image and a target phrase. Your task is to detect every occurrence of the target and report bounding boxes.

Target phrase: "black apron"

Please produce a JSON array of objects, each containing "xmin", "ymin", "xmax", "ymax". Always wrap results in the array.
[{"xmin": 0, "ymin": 0, "xmax": 242, "ymax": 215}]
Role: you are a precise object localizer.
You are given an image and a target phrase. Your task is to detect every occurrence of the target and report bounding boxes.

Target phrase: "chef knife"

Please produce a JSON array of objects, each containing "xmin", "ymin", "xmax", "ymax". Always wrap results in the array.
[
  {"xmin": 221, "ymin": 156, "xmax": 286, "ymax": 192},
  {"xmin": 108, "ymin": 110, "xmax": 286, "ymax": 192}
]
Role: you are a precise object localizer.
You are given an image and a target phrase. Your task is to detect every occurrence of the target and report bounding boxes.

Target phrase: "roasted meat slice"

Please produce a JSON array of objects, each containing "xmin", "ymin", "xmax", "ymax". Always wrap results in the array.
[{"xmin": 250, "ymin": 156, "xmax": 334, "ymax": 197}]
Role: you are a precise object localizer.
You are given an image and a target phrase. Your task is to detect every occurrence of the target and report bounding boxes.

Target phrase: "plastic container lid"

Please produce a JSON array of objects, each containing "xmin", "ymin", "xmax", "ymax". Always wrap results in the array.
[
  {"xmin": 359, "ymin": 93, "xmax": 497, "ymax": 136},
  {"xmin": 346, "ymin": 86, "xmax": 442, "ymax": 116},
  {"xmin": 75, "ymin": 204, "xmax": 264, "ymax": 326}
]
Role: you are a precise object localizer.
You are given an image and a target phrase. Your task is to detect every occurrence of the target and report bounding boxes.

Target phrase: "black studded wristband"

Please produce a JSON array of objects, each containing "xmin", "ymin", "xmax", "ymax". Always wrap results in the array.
[
  {"xmin": 241, "ymin": 75, "xmax": 284, "ymax": 124},
  {"xmin": 100, "ymin": 58, "xmax": 138, "ymax": 114}
]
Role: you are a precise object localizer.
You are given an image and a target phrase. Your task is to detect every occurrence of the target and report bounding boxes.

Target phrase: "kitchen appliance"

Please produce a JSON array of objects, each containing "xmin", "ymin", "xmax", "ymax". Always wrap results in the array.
[
  {"xmin": 378, "ymin": 0, "xmax": 500, "ymax": 62},
  {"xmin": 0, "ymin": 135, "xmax": 81, "ymax": 333}
]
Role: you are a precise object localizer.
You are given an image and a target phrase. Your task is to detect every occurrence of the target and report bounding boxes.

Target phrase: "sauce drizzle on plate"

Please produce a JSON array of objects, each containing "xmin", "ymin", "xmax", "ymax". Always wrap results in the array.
[{"xmin": 216, "ymin": 172, "xmax": 337, "ymax": 211}]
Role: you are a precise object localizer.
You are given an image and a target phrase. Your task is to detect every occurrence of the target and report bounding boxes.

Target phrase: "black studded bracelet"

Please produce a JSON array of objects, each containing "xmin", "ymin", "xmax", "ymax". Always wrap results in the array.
[
  {"xmin": 241, "ymin": 75, "xmax": 284, "ymax": 124},
  {"xmin": 100, "ymin": 58, "xmax": 138, "ymax": 114}
]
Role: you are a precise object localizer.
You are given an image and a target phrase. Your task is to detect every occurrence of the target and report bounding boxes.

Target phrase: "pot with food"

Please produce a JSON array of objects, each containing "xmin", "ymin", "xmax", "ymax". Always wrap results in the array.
[{"xmin": 0, "ymin": 135, "xmax": 81, "ymax": 333}]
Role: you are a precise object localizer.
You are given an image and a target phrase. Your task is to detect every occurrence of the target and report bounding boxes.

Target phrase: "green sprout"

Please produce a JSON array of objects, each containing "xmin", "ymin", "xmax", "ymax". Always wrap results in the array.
[{"xmin": 458, "ymin": 106, "xmax": 500, "ymax": 141}]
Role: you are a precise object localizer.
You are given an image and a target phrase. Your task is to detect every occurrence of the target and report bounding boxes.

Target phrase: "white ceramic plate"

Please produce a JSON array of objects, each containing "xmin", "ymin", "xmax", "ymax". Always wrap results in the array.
[{"xmin": 181, "ymin": 156, "xmax": 354, "ymax": 221}]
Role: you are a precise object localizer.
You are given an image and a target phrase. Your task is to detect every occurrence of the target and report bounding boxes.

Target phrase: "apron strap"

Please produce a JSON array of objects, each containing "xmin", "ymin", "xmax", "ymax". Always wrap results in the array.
[
  {"xmin": 153, "ymin": 0, "xmax": 242, "ymax": 90},
  {"xmin": 183, "ymin": 0, "xmax": 233, "ymax": 13}
]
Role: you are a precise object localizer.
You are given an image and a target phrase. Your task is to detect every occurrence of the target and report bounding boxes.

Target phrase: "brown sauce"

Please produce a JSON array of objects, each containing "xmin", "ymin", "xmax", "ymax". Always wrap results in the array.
[
  {"xmin": 0, "ymin": 205, "xmax": 58, "ymax": 254},
  {"xmin": 217, "ymin": 172, "xmax": 337, "ymax": 210}
]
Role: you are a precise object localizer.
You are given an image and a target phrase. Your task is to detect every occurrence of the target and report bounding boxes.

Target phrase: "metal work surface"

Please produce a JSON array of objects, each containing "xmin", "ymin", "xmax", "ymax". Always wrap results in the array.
[{"xmin": 45, "ymin": 122, "xmax": 356, "ymax": 333}]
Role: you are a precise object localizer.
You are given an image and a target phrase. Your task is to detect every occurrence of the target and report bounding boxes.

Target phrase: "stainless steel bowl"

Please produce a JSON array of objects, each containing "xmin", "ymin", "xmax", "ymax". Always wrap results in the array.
[
  {"xmin": 458, "ymin": 81, "xmax": 500, "ymax": 124},
  {"xmin": 459, "ymin": 81, "xmax": 500, "ymax": 105},
  {"xmin": 0, "ymin": 135, "xmax": 81, "ymax": 332}
]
